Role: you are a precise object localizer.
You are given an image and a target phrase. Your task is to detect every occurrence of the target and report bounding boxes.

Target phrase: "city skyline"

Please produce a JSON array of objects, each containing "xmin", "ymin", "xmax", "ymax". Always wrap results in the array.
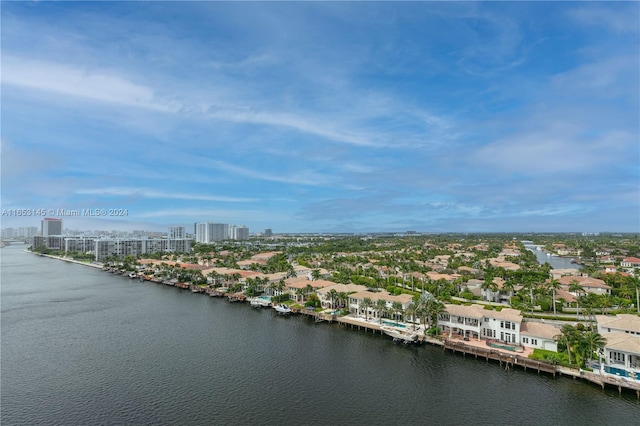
[{"xmin": 2, "ymin": 2, "xmax": 638, "ymax": 233}]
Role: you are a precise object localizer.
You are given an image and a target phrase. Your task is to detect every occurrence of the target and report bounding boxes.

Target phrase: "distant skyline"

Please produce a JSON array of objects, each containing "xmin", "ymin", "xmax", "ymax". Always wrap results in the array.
[{"xmin": 2, "ymin": 2, "xmax": 638, "ymax": 233}]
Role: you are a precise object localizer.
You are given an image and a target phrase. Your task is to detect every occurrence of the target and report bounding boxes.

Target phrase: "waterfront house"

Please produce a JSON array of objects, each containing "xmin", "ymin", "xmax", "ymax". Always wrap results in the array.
[
  {"xmin": 596, "ymin": 315, "xmax": 640, "ymax": 380},
  {"xmin": 348, "ymin": 291, "xmax": 414, "ymax": 321},
  {"xmin": 519, "ymin": 322, "xmax": 559, "ymax": 352},
  {"xmin": 438, "ymin": 304, "xmax": 522, "ymax": 344},
  {"xmin": 285, "ymin": 277, "xmax": 332, "ymax": 303},
  {"xmin": 316, "ymin": 284, "xmax": 368, "ymax": 309}
]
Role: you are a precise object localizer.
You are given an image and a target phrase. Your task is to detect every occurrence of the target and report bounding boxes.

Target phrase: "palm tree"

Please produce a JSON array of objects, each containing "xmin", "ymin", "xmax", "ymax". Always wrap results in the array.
[
  {"xmin": 391, "ymin": 301, "xmax": 404, "ymax": 326},
  {"xmin": 304, "ymin": 284, "xmax": 314, "ymax": 301},
  {"xmin": 582, "ymin": 331, "xmax": 606, "ymax": 364},
  {"xmin": 337, "ymin": 292, "xmax": 349, "ymax": 311},
  {"xmin": 569, "ymin": 281, "xmax": 585, "ymax": 320},
  {"xmin": 328, "ymin": 289, "xmax": 338, "ymax": 309},
  {"xmin": 555, "ymin": 324, "xmax": 579, "ymax": 366},
  {"xmin": 426, "ymin": 299, "xmax": 446, "ymax": 330},
  {"xmin": 361, "ymin": 297, "xmax": 373, "ymax": 321},
  {"xmin": 481, "ymin": 278, "xmax": 498, "ymax": 303},
  {"xmin": 547, "ymin": 278, "xmax": 562, "ymax": 318},
  {"xmin": 376, "ymin": 299, "xmax": 387, "ymax": 324},
  {"xmin": 311, "ymin": 268, "xmax": 321, "ymax": 281},
  {"xmin": 405, "ymin": 302, "xmax": 418, "ymax": 330},
  {"xmin": 629, "ymin": 275, "xmax": 640, "ymax": 314}
]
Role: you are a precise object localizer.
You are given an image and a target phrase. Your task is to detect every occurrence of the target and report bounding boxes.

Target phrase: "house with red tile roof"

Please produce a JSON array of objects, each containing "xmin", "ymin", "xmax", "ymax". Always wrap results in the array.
[
  {"xmin": 557, "ymin": 276, "xmax": 611, "ymax": 296},
  {"xmin": 621, "ymin": 257, "xmax": 640, "ymax": 268}
]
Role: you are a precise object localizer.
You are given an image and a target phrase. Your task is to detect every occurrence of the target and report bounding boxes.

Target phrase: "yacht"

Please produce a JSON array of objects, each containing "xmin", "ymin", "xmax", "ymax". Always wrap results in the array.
[
  {"xmin": 381, "ymin": 326, "xmax": 419, "ymax": 343},
  {"xmin": 274, "ymin": 304, "xmax": 292, "ymax": 315}
]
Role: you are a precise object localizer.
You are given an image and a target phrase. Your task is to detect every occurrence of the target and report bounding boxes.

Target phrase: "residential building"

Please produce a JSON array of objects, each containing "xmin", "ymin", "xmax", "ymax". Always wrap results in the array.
[
  {"xmin": 33, "ymin": 235, "xmax": 64, "ymax": 250},
  {"xmin": 519, "ymin": 322, "xmax": 558, "ymax": 352},
  {"xmin": 348, "ymin": 290, "xmax": 414, "ymax": 321},
  {"xmin": 557, "ymin": 276, "xmax": 611, "ymax": 296},
  {"xmin": 316, "ymin": 284, "xmax": 368, "ymax": 309},
  {"xmin": 437, "ymin": 304, "xmax": 522, "ymax": 344},
  {"xmin": 93, "ymin": 238, "xmax": 191, "ymax": 261},
  {"xmin": 596, "ymin": 315, "xmax": 640, "ymax": 381},
  {"xmin": 621, "ymin": 257, "xmax": 640, "ymax": 268},
  {"xmin": 168, "ymin": 226, "xmax": 186, "ymax": 239},
  {"xmin": 41, "ymin": 218, "xmax": 63, "ymax": 236}
]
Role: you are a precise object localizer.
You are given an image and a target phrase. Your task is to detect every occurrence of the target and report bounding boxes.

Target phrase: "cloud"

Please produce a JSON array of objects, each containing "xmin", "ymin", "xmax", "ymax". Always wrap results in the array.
[
  {"xmin": 2, "ymin": 56, "xmax": 175, "ymax": 112},
  {"xmin": 568, "ymin": 4, "xmax": 640, "ymax": 35},
  {"xmin": 75, "ymin": 187, "xmax": 256, "ymax": 203}
]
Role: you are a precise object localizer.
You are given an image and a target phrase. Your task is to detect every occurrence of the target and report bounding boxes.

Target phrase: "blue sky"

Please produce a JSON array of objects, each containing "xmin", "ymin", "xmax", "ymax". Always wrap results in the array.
[{"xmin": 1, "ymin": 2, "xmax": 638, "ymax": 234}]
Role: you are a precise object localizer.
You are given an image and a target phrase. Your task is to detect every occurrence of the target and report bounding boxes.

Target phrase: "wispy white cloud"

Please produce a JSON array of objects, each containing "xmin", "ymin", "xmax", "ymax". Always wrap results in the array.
[
  {"xmin": 2, "ymin": 56, "xmax": 177, "ymax": 112},
  {"xmin": 75, "ymin": 187, "xmax": 256, "ymax": 203}
]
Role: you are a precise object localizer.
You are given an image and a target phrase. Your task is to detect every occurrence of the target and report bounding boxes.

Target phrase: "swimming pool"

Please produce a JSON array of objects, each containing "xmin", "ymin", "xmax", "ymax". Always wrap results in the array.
[{"xmin": 382, "ymin": 320, "xmax": 406, "ymax": 328}]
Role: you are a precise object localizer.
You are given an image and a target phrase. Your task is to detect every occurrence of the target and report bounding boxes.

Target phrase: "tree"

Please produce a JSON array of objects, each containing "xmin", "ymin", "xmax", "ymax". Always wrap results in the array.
[
  {"xmin": 405, "ymin": 302, "xmax": 418, "ymax": 330},
  {"xmin": 547, "ymin": 279, "xmax": 562, "ymax": 318},
  {"xmin": 569, "ymin": 281, "xmax": 585, "ymax": 320},
  {"xmin": 391, "ymin": 301, "xmax": 404, "ymax": 326},
  {"xmin": 629, "ymin": 275, "xmax": 640, "ymax": 314},
  {"xmin": 555, "ymin": 324, "xmax": 579, "ymax": 366},
  {"xmin": 311, "ymin": 268, "xmax": 321, "ymax": 281},
  {"xmin": 328, "ymin": 289, "xmax": 338, "ymax": 309},
  {"xmin": 376, "ymin": 299, "xmax": 387, "ymax": 324},
  {"xmin": 361, "ymin": 297, "xmax": 373, "ymax": 321},
  {"xmin": 582, "ymin": 331, "xmax": 606, "ymax": 364},
  {"xmin": 337, "ymin": 292, "xmax": 349, "ymax": 311}
]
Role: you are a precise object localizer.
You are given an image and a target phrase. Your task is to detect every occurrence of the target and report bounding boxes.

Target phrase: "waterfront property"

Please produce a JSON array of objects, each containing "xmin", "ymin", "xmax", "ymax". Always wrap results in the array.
[
  {"xmin": 316, "ymin": 283, "xmax": 368, "ymax": 309},
  {"xmin": 596, "ymin": 314, "xmax": 640, "ymax": 381},
  {"xmin": 519, "ymin": 322, "xmax": 559, "ymax": 352},
  {"xmin": 348, "ymin": 290, "xmax": 414, "ymax": 321},
  {"xmin": 438, "ymin": 304, "xmax": 523, "ymax": 344}
]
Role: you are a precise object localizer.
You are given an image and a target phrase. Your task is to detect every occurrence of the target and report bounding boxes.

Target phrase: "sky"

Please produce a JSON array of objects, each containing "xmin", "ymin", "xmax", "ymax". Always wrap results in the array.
[{"xmin": 1, "ymin": 1, "xmax": 639, "ymax": 234}]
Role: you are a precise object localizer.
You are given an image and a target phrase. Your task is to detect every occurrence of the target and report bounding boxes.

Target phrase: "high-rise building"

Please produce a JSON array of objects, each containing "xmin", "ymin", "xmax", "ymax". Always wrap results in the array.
[
  {"xmin": 235, "ymin": 225, "xmax": 249, "ymax": 241},
  {"xmin": 195, "ymin": 221, "xmax": 249, "ymax": 242},
  {"xmin": 169, "ymin": 226, "xmax": 186, "ymax": 239},
  {"xmin": 41, "ymin": 218, "xmax": 63, "ymax": 236},
  {"xmin": 264, "ymin": 228, "xmax": 273, "ymax": 237}
]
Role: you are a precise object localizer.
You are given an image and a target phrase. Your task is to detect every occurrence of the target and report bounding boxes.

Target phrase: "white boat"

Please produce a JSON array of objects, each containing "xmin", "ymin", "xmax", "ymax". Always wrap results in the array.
[
  {"xmin": 274, "ymin": 304, "xmax": 292, "ymax": 315},
  {"xmin": 381, "ymin": 326, "xmax": 419, "ymax": 343},
  {"xmin": 250, "ymin": 297, "xmax": 272, "ymax": 308},
  {"xmin": 128, "ymin": 272, "xmax": 137, "ymax": 278}
]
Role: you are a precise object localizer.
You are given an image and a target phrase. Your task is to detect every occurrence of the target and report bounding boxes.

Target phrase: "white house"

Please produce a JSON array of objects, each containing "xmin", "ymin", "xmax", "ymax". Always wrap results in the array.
[
  {"xmin": 438, "ymin": 304, "xmax": 522, "ymax": 344},
  {"xmin": 596, "ymin": 314, "xmax": 640, "ymax": 381},
  {"xmin": 348, "ymin": 291, "xmax": 414, "ymax": 321},
  {"xmin": 316, "ymin": 284, "xmax": 368, "ymax": 309},
  {"xmin": 519, "ymin": 322, "xmax": 559, "ymax": 352}
]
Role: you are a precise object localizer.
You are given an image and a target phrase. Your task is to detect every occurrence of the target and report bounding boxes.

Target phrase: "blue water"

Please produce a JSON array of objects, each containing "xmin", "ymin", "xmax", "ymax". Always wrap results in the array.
[{"xmin": 383, "ymin": 320, "xmax": 406, "ymax": 328}]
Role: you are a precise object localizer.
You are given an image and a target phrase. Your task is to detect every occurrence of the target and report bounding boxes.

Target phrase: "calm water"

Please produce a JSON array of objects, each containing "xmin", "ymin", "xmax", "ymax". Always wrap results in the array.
[
  {"xmin": 1, "ymin": 245, "xmax": 637, "ymax": 425},
  {"xmin": 523, "ymin": 243, "xmax": 581, "ymax": 270}
]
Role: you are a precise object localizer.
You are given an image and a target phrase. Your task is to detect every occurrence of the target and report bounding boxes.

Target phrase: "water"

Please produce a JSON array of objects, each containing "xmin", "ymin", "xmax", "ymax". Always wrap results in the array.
[
  {"xmin": 523, "ymin": 243, "xmax": 581, "ymax": 270},
  {"xmin": 2, "ymin": 245, "xmax": 637, "ymax": 425}
]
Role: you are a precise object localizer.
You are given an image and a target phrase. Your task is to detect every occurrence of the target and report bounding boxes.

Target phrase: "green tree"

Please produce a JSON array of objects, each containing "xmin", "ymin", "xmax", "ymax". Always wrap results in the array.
[
  {"xmin": 361, "ymin": 297, "xmax": 373, "ymax": 321},
  {"xmin": 547, "ymin": 278, "xmax": 562, "ymax": 318},
  {"xmin": 391, "ymin": 301, "xmax": 404, "ymax": 326},
  {"xmin": 376, "ymin": 299, "xmax": 387, "ymax": 324}
]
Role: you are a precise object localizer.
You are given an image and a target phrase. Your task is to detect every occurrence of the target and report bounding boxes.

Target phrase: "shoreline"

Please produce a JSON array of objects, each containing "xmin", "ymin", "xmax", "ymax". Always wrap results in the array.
[
  {"xmin": 24, "ymin": 250, "xmax": 104, "ymax": 269},
  {"xmin": 29, "ymin": 250, "xmax": 640, "ymax": 398}
]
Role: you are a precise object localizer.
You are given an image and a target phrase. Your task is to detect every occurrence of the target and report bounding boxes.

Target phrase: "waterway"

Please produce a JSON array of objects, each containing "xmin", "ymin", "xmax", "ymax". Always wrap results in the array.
[
  {"xmin": 522, "ymin": 242, "xmax": 581, "ymax": 270},
  {"xmin": 1, "ymin": 245, "xmax": 637, "ymax": 425}
]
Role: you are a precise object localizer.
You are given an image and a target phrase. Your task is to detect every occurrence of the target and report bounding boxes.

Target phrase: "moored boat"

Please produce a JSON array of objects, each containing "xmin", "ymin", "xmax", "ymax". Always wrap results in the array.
[
  {"xmin": 381, "ymin": 326, "xmax": 419, "ymax": 343},
  {"xmin": 274, "ymin": 304, "xmax": 292, "ymax": 315}
]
